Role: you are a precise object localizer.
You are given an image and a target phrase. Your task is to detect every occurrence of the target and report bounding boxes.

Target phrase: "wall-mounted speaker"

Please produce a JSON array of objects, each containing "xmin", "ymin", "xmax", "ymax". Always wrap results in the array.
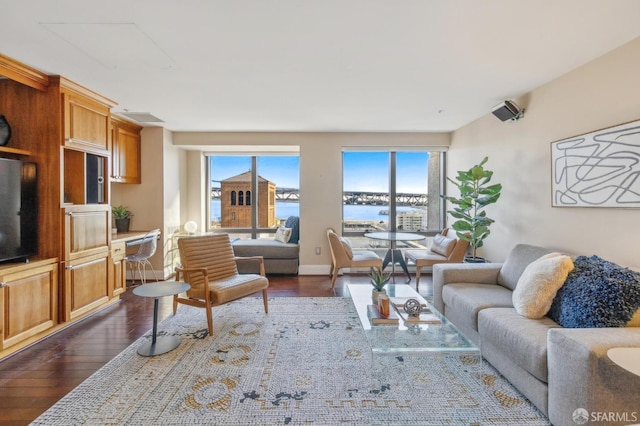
[{"xmin": 492, "ymin": 100, "xmax": 524, "ymax": 121}]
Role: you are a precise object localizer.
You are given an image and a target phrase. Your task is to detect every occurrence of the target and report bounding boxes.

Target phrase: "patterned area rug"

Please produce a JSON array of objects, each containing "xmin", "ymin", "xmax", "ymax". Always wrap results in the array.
[{"xmin": 33, "ymin": 297, "xmax": 550, "ymax": 425}]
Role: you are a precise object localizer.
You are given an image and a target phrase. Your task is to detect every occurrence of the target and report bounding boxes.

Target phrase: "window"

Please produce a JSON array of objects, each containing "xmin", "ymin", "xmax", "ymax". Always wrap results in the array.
[
  {"xmin": 342, "ymin": 150, "xmax": 444, "ymax": 247},
  {"xmin": 207, "ymin": 154, "xmax": 300, "ymax": 238}
]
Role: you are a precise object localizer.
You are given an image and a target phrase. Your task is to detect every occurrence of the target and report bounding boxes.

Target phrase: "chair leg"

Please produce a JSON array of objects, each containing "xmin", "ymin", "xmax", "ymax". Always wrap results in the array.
[
  {"xmin": 415, "ymin": 266, "xmax": 422, "ymax": 290},
  {"xmin": 262, "ymin": 289, "xmax": 268, "ymax": 313},
  {"xmin": 173, "ymin": 295, "xmax": 178, "ymax": 315},
  {"xmin": 330, "ymin": 268, "xmax": 340, "ymax": 289},
  {"xmin": 139, "ymin": 262, "xmax": 146, "ymax": 285}
]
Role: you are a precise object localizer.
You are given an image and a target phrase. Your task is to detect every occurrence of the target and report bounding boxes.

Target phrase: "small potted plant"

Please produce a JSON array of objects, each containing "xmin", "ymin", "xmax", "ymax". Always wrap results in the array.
[
  {"xmin": 112, "ymin": 205, "xmax": 132, "ymax": 233},
  {"xmin": 370, "ymin": 267, "xmax": 391, "ymax": 303}
]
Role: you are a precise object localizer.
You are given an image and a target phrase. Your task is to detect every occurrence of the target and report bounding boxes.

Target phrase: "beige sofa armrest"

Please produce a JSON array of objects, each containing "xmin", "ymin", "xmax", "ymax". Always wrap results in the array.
[
  {"xmin": 547, "ymin": 327, "xmax": 640, "ymax": 426},
  {"xmin": 432, "ymin": 262, "xmax": 503, "ymax": 313}
]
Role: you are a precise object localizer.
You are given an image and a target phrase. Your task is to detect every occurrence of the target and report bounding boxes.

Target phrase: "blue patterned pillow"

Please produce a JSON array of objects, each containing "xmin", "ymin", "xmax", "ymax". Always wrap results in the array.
[
  {"xmin": 284, "ymin": 216, "xmax": 300, "ymax": 244},
  {"xmin": 547, "ymin": 255, "xmax": 640, "ymax": 328}
]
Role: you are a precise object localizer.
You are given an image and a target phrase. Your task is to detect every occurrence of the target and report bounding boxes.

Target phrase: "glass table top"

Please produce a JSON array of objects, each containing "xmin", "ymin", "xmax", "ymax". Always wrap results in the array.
[{"xmin": 347, "ymin": 284, "xmax": 479, "ymax": 355}]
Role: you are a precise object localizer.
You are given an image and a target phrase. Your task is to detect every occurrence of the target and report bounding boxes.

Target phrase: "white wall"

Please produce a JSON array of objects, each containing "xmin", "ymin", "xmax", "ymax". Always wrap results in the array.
[
  {"xmin": 448, "ymin": 36, "xmax": 640, "ymax": 268},
  {"xmin": 172, "ymin": 132, "xmax": 450, "ymax": 274}
]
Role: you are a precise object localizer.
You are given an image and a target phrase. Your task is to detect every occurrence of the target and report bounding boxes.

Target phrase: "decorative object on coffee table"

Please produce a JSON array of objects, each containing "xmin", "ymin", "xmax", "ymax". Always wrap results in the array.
[
  {"xmin": 370, "ymin": 267, "xmax": 390, "ymax": 303},
  {"xmin": 0, "ymin": 115, "xmax": 11, "ymax": 146},
  {"xmin": 403, "ymin": 298, "xmax": 423, "ymax": 317}
]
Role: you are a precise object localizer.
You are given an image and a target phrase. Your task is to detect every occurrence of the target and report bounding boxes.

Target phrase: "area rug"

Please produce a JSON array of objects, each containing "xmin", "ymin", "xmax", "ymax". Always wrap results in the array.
[{"xmin": 32, "ymin": 297, "xmax": 550, "ymax": 425}]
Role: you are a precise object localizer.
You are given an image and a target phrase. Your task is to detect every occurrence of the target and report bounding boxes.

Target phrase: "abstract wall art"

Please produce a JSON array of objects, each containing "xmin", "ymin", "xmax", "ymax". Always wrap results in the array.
[{"xmin": 551, "ymin": 119, "xmax": 640, "ymax": 207}]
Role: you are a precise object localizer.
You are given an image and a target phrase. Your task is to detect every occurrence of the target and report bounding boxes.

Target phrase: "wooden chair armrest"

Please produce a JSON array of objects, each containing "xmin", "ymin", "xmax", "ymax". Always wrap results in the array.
[{"xmin": 175, "ymin": 266, "xmax": 209, "ymax": 283}]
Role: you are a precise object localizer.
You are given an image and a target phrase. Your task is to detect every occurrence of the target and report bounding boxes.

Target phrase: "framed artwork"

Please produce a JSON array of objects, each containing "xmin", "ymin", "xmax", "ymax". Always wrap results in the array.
[{"xmin": 551, "ymin": 119, "xmax": 640, "ymax": 207}]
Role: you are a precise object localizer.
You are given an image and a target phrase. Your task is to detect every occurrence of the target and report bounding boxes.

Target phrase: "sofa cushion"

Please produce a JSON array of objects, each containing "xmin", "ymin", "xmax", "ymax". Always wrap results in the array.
[
  {"xmin": 232, "ymin": 239, "xmax": 299, "ymax": 259},
  {"xmin": 497, "ymin": 244, "xmax": 554, "ymax": 291},
  {"xmin": 431, "ymin": 233, "xmax": 457, "ymax": 257},
  {"xmin": 548, "ymin": 255, "xmax": 640, "ymax": 328},
  {"xmin": 284, "ymin": 216, "xmax": 300, "ymax": 244},
  {"xmin": 274, "ymin": 226, "xmax": 292, "ymax": 243},
  {"xmin": 442, "ymin": 283, "xmax": 513, "ymax": 332},
  {"xmin": 512, "ymin": 253, "xmax": 574, "ymax": 319},
  {"xmin": 479, "ymin": 308, "xmax": 561, "ymax": 383}
]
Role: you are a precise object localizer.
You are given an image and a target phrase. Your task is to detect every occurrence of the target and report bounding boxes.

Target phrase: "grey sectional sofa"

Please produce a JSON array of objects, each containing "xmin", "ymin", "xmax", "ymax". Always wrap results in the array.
[
  {"xmin": 232, "ymin": 216, "xmax": 300, "ymax": 275},
  {"xmin": 433, "ymin": 244, "xmax": 640, "ymax": 426}
]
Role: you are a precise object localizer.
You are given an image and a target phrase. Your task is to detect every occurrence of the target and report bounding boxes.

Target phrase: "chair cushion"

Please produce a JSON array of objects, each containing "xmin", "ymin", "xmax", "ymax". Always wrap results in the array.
[
  {"xmin": 497, "ymin": 244, "xmax": 554, "ymax": 291},
  {"xmin": 210, "ymin": 274, "xmax": 269, "ymax": 305},
  {"xmin": 512, "ymin": 253, "xmax": 574, "ymax": 319},
  {"xmin": 431, "ymin": 233, "xmax": 457, "ymax": 257},
  {"xmin": 274, "ymin": 226, "xmax": 292, "ymax": 243},
  {"xmin": 479, "ymin": 308, "xmax": 561, "ymax": 383},
  {"xmin": 548, "ymin": 255, "xmax": 640, "ymax": 328},
  {"xmin": 405, "ymin": 249, "xmax": 448, "ymax": 266},
  {"xmin": 442, "ymin": 283, "xmax": 514, "ymax": 332}
]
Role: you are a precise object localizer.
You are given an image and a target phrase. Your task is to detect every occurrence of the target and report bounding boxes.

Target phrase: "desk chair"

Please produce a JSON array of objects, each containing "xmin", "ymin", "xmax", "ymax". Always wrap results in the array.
[{"xmin": 125, "ymin": 228, "xmax": 160, "ymax": 285}]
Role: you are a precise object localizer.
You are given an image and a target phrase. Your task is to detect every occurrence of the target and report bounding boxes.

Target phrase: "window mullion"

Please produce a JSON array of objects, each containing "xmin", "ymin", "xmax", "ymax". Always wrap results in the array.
[{"xmin": 389, "ymin": 152, "xmax": 397, "ymax": 232}]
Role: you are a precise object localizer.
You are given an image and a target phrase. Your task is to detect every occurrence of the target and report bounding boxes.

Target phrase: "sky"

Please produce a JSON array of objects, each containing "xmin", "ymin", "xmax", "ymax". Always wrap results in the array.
[{"xmin": 209, "ymin": 152, "xmax": 430, "ymax": 193}]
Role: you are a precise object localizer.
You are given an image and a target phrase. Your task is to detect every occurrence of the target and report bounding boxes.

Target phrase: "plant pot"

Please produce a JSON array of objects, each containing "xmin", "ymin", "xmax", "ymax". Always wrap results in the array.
[
  {"xmin": 372, "ymin": 289, "xmax": 387, "ymax": 304},
  {"xmin": 115, "ymin": 218, "xmax": 130, "ymax": 233}
]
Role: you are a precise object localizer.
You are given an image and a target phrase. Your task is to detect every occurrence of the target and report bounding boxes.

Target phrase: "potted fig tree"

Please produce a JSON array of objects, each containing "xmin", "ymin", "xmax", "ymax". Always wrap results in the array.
[{"xmin": 442, "ymin": 157, "xmax": 502, "ymax": 262}]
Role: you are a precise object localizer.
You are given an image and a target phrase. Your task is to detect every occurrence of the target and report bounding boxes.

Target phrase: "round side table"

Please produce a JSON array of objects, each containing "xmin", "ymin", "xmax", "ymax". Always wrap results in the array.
[
  {"xmin": 607, "ymin": 347, "xmax": 640, "ymax": 377},
  {"xmin": 133, "ymin": 281, "xmax": 190, "ymax": 356}
]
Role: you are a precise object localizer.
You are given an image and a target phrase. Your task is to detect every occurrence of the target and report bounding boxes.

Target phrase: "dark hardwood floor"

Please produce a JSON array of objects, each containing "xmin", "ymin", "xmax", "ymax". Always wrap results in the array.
[{"xmin": 0, "ymin": 273, "xmax": 432, "ymax": 425}]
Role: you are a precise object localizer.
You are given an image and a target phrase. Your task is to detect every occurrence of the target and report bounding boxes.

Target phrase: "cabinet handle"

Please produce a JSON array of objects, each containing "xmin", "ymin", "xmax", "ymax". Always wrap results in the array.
[
  {"xmin": 65, "ymin": 137, "xmax": 72, "ymax": 143},
  {"xmin": 0, "ymin": 282, "xmax": 6, "ymax": 288},
  {"xmin": 66, "ymin": 211, "xmax": 74, "ymax": 216},
  {"xmin": 66, "ymin": 265, "xmax": 74, "ymax": 270}
]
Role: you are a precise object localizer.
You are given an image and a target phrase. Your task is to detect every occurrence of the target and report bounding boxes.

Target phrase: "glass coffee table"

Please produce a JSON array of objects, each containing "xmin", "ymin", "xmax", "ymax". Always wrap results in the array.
[{"xmin": 347, "ymin": 283, "xmax": 479, "ymax": 356}]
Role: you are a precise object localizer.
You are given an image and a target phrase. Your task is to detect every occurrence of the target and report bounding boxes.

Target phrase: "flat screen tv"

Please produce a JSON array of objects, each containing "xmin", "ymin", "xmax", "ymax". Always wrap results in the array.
[{"xmin": 0, "ymin": 158, "xmax": 37, "ymax": 263}]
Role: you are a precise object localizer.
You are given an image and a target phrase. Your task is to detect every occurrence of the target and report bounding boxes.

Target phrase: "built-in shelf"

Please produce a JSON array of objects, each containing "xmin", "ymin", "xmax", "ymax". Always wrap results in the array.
[{"xmin": 0, "ymin": 146, "xmax": 31, "ymax": 156}]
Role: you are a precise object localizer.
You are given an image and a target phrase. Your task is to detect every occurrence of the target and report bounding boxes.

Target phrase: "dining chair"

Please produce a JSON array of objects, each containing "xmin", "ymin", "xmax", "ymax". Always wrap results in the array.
[
  {"xmin": 174, "ymin": 233, "xmax": 269, "ymax": 336},
  {"xmin": 326, "ymin": 228, "xmax": 383, "ymax": 289},
  {"xmin": 125, "ymin": 228, "xmax": 161, "ymax": 285}
]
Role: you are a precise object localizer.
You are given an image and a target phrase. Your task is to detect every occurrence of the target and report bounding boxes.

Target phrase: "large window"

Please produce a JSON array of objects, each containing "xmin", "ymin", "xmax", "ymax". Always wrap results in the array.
[
  {"xmin": 342, "ymin": 150, "xmax": 444, "ymax": 246},
  {"xmin": 207, "ymin": 154, "xmax": 300, "ymax": 238}
]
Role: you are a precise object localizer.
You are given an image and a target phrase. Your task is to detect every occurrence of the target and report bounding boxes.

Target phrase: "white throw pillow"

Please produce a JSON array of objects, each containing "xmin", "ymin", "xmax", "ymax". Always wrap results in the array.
[
  {"xmin": 274, "ymin": 227, "xmax": 292, "ymax": 243},
  {"xmin": 339, "ymin": 237, "xmax": 354, "ymax": 259},
  {"xmin": 512, "ymin": 252, "xmax": 574, "ymax": 319},
  {"xmin": 430, "ymin": 233, "xmax": 457, "ymax": 257}
]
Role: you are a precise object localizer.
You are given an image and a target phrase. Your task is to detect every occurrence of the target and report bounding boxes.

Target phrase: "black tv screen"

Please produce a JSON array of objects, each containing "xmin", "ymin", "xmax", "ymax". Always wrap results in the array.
[{"xmin": 0, "ymin": 158, "xmax": 37, "ymax": 263}]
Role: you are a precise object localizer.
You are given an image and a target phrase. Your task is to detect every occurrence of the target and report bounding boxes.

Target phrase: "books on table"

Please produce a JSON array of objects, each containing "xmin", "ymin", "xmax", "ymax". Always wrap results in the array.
[{"xmin": 367, "ymin": 304, "xmax": 399, "ymax": 325}]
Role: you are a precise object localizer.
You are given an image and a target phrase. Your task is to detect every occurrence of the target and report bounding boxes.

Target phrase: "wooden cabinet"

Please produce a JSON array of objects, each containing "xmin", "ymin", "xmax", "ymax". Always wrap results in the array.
[
  {"xmin": 109, "ymin": 241, "xmax": 127, "ymax": 297},
  {"xmin": 111, "ymin": 117, "xmax": 142, "ymax": 184},
  {"xmin": 61, "ymin": 205, "xmax": 110, "ymax": 321},
  {"xmin": 0, "ymin": 259, "xmax": 58, "ymax": 351},
  {"xmin": 61, "ymin": 83, "xmax": 112, "ymax": 154}
]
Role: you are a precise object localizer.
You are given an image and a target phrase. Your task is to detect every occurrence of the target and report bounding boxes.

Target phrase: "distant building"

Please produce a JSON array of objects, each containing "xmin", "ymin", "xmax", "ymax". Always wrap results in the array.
[
  {"xmin": 397, "ymin": 210, "xmax": 426, "ymax": 231},
  {"xmin": 220, "ymin": 171, "xmax": 276, "ymax": 228}
]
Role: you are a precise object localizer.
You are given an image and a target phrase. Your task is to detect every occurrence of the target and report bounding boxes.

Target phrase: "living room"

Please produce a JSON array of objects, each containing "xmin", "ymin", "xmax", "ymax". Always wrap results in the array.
[{"xmin": 1, "ymin": 2, "xmax": 640, "ymax": 425}]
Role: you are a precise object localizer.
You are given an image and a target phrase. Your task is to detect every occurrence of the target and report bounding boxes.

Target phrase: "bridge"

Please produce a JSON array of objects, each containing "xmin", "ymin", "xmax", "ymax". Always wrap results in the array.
[{"xmin": 211, "ymin": 187, "xmax": 427, "ymax": 206}]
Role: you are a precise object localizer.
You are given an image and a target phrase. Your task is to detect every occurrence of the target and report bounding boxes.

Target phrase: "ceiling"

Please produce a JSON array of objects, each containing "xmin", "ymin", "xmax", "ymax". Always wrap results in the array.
[{"xmin": 1, "ymin": 0, "xmax": 640, "ymax": 132}]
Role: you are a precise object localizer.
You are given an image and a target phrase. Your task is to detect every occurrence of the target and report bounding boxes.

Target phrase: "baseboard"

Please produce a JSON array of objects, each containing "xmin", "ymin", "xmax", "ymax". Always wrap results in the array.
[{"xmin": 299, "ymin": 265, "xmax": 331, "ymax": 275}]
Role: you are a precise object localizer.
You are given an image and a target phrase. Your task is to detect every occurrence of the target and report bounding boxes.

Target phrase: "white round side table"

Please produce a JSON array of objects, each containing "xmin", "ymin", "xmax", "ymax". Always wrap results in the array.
[{"xmin": 607, "ymin": 347, "xmax": 640, "ymax": 377}]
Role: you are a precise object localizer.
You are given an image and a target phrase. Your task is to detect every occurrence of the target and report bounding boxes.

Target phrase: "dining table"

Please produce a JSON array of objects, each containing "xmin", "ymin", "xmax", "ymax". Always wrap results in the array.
[{"xmin": 364, "ymin": 231, "xmax": 426, "ymax": 282}]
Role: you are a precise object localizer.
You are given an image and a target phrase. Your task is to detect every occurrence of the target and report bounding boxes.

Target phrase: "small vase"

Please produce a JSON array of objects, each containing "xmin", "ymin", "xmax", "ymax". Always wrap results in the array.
[
  {"xmin": 372, "ymin": 289, "xmax": 387, "ymax": 304},
  {"xmin": 0, "ymin": 115, "xmax": 11, "ymax": 146}
]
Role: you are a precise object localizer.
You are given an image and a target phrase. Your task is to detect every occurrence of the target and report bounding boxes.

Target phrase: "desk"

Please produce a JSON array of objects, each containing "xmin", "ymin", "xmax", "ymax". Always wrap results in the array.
[
  {"xmin": 364, "ymin": 232, "xmax": 425, "ymax": 282},
  {"xmin": 133, "ymin": 281, "xmax": 190, "ymax": 356},
  {"xmin": 112, "ymin": 230, "xmax": 160, "ymax": 247}
]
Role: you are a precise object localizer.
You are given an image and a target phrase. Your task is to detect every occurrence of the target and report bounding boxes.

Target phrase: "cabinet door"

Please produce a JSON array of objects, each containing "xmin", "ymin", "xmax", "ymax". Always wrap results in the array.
[
  {"xmin": 62, "ymin": 252, "xmax": 110, "ymax": 321},
  {"xmin": 62, "ymin": 91, "xmax": 111, "ymax": 154},
  {"xmin": 109, "ymin": 241, "xmax": 127, "ymax": 297},
  {"xmin": 112, "ymin": 125, "xmax": 141, "ymax": 183},
  {"xmin": 0, "ymin": 260, "xmax": 58, "ymax": 350},
  {"xmin": 63, "ymin": 205, "xmax": 110, "ymax": 262}
]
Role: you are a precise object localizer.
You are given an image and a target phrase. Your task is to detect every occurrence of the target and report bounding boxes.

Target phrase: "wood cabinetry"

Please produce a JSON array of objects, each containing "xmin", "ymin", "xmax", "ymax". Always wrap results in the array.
[
  {"xmin": 61, "ymin": 81, "xmax": 112, "ymax": 154},
  {"xmin": 109, "ymin": 241, "xmax": 127, "ymax": 297},
  {"xmin": 0, "ymin": 259, "xmax": 58, "ymax": 351},
  {"xmin": 111, "ymin": 116, "xmax": 142, "ymax": 184},
  {"xmin": 61, "ymin": 205, "xmax": 111, "ymax": 321}
]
